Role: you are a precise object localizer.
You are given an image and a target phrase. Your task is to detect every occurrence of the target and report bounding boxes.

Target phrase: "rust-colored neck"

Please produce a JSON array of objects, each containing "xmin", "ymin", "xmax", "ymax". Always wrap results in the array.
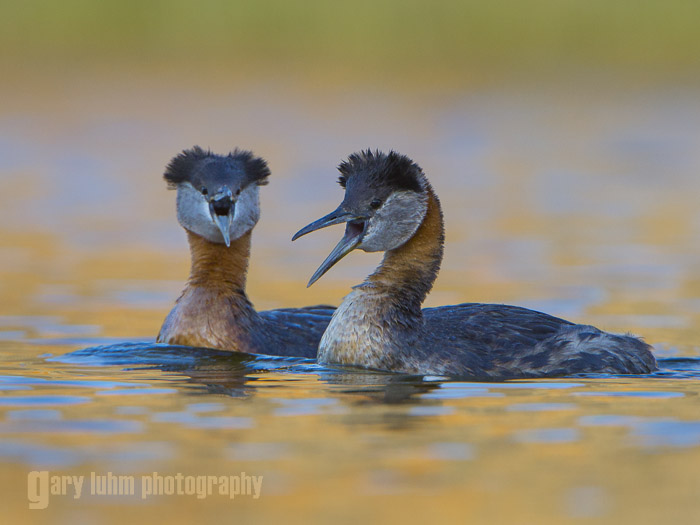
[
  {"xmin": 186, "ymin": 230, "xmax": 251, "ymax": 293},
  {"xmin": 156, "ymin": 229, "xmax": 257, "ymax": 350},
  {"xmin": 366, "ymin": 188, "xmax": 444, "ymax": 307}
]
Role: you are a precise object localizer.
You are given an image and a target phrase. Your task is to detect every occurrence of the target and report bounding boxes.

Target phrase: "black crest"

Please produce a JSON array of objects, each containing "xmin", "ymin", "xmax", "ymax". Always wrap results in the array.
[
  {"xmin": 234, "ymin": 148, "xmax": 271, "ymax": 186},
  {"xmin": 164, "ymin": 146, "xmax": 210, "ymax": 188},
  {"xmin": 164, "ymin": 146, "xmax": 270, "ymax": 189},
  {"xmin": 337, "ymin": 150, "xmax": 425, "ymax": 193}
]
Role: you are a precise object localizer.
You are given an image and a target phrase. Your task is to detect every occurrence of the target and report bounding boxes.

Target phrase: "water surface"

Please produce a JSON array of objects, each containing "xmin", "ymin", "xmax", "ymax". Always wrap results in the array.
[{"xmin": 2, "ymin": 76, "xmax": 700, "ymax": 523}]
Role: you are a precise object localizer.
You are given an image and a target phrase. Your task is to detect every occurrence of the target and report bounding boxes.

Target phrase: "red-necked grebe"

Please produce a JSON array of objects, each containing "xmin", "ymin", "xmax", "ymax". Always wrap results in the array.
[
  {"xmin": 293, "ymin": 150, "xmax": 657, "ymax": 378},
  {"xmin": 157, "ymin": 146, "xmax": 333, "ymax": 357}
]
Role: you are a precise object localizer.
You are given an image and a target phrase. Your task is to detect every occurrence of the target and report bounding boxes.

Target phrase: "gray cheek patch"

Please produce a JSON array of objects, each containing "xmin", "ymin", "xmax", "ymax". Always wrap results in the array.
[
  {"xmin": 175, "ymin": 183, "xmax": 260, "ymax": 244},
  {"xmin": 176, "ymin": 183, "xmax": 221, "ymax": 242},
  {"xmin": 360, "ymin": 191, "xmax": 428, "ymax": 252},
  {"xmin": 229, "ymin": 185, "xmax": 260, "ymax": 241}
]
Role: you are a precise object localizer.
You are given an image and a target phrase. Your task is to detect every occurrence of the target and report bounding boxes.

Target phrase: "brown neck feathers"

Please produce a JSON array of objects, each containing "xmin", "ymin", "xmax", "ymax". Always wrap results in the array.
[
  {"xmin": 367, "ymin": 188, "xmax": 445, "ymax": 306},
  {"xmin": 186, "ymin": 230, "xmax": 251, "ymax": 293}
]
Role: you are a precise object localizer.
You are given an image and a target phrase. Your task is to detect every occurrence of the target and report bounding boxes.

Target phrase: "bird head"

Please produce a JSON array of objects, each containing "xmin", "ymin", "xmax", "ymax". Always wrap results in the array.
[
  {"xmin": 164, "ymin": 146, "xmax": 270, "ymax": 246},
  {"xmin": 293, "ymin": 150, "xmax": 429, "ymax": 286}
]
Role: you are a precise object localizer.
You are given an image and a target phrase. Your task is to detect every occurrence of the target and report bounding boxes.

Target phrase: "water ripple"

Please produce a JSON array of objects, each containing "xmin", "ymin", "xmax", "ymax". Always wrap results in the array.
[
  {"xmin": 514, "ymin": 428, "xmax": 580, "ymax": 444},
  {"xmin": 0, "ymin": 395, "xmax": 90, "ymax": 406}
]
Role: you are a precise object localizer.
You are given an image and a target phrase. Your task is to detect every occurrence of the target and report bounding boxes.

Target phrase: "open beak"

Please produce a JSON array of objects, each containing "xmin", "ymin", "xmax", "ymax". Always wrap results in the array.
[
  {"xmin": 292, "ymin": 207, "xmax": 367, "ymax": 287},
  {"xmin": 209, "ymin": 188, "xmax": 235, "ymax": 247}
]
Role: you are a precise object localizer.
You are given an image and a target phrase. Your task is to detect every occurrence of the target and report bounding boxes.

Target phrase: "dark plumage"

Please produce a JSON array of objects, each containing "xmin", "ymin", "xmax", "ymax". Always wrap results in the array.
[
  {"xmin": 338, "ymin": 149, "xmax": 424, "ymax": 193},
  {"xmin": 164, "ymin": 147, "xmax": 270, "ymax": 189},
  {"xmin": 293, "ymin": 150, "xmax": 657, "ymax": 379},
  {"xmin": 418, "ymin": 304, "xmax": 656, "ymax": 378},
  {"xmin": 157, "ymin": 146, "xmax": 333, "ymax": 357}
]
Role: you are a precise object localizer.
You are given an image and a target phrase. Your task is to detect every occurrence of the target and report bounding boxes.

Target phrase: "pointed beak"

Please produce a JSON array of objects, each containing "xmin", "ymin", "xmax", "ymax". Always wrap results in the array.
[
  {"xmin": 211, "ymin": 212, "xmax": 233, "ymax": 247},
  {"xmin": 292, "ymin": 207, "xmax": 367, "ymax": 287},
  {"xmin": 209, "ymin": 188, "xmax": 235, "ymax": 247},
  {"xmin": 292, "ymin": 207, "xmax": 358, "ymax": 241}
]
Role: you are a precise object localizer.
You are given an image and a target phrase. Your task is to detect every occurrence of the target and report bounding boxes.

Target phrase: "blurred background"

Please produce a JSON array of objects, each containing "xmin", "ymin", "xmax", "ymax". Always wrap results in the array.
[
  {"xmin": 2, "ymin": 1, "xmax": 700, "ymax": 350},
  {"xmin": 3, "ymin": 4, "xmax": 700, "ymax": 525}
]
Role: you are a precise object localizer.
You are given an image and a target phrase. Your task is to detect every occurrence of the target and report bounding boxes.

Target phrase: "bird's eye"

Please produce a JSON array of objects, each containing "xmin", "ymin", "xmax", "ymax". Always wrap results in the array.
[
  {"xmin": 200, "ymin": 186, "xmax": 208, "ymax": 196},
  {"xmin": 370, "ymin": 199, "xmax": 382, "ymax": 210},
  {"xmin": 236, "ymin": 188, "xmax": 241, "ymax": 196}
]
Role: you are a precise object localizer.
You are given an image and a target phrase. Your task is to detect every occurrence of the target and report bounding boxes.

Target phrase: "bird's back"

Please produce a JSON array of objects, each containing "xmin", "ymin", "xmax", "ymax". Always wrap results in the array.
[
  {"xmin": 256, "ymin": 305, "xmax": 336, "ymax": 358},
  {"xmin": 420, "ymin": 303, "xmax": 657, "ymax": 378}
]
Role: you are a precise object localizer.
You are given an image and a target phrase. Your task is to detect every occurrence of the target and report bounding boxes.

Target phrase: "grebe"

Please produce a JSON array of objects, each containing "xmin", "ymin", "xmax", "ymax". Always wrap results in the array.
[
  {"xmin": 293, "ymin": 150, "xmax": 657, "ymax": 378},
  {"xmin": 157, "ymin": 147, "xmax": 333, "ymax": 357}
]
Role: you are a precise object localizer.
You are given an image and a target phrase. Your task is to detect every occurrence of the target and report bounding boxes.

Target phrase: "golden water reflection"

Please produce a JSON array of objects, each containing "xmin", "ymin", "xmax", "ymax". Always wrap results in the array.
[
  {"xmin": 2, "ymin": 74, "xmax": 700, "ymax": 522},
  {"xmin": 2, "ymin": 342, "xmax": 700, "ymax": 524}
]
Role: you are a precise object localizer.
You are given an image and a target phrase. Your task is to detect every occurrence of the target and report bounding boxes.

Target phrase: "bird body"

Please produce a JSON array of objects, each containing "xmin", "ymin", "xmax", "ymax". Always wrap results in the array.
[
  {"xmin": 157, "ymin": 147, "xmax": 333, "ymax": 357},
  {"xmin": 294, "ymin": 150, "xmax": 657, "ymax": 378}
]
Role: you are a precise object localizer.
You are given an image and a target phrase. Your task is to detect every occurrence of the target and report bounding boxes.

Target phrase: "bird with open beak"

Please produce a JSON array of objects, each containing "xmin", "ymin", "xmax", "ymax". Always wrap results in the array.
[{"xmin": 157, "ymin": 146, "xmax": 334, "ymax": 355}]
